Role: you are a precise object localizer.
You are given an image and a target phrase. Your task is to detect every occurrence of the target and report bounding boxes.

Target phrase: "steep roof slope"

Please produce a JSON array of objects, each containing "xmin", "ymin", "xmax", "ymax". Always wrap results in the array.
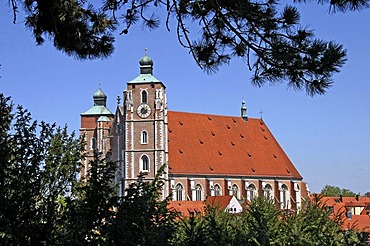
[{"xmin": 167, "ymin": 111, "xmax": 302, "ymax": 179}]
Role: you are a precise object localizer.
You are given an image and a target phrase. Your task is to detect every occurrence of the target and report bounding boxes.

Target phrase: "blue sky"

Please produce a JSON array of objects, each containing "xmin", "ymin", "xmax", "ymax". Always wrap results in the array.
[{"xmin": 1, "ymin": 3, "xmax": 369, "ymax": 194}]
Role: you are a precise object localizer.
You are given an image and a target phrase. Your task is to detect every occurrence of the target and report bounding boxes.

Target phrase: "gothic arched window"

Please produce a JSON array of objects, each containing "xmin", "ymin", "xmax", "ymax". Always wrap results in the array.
[
  {"xmin": 264, "ymin": 184, "xmax": 273, "ymax": 200},
  {"xmin": 90, "ymin": 137, "xmax": 97, "ymax": 150},
  {"xmin": 141, "ymin": 131, "xmax": 148, "ymax": 144},
  {"xmin": 195, "ymin": 184, "xmax": 202, "ymax": 201},
  {"xmin": 214, "ymin": 184, "xmax": 221, "ymax": 196},
  {"xmin": 141, "ymin": 90, "xmax": 148, "ymax": 103},
  {"xmin": 247, "ymin": 184, "xmax": 257, "ymax": 202},
  {"xmin": 141, "ymin": 155, "xmax": 149, "ymax": 172},
  {"xmin": 281, "ymin": 184, "xmax": 289, "ymax": 209},
  {"xmin": 176, "ymin": 183, "xmax": 183, "ymax": 201},
  {"xmin": 232, "ymin": 184, "xmax": 239, "ymax": 199}
]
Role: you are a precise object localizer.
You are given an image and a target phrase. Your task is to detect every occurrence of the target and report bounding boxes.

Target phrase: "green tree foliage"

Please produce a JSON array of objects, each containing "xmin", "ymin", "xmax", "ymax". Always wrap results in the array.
[
  {"xmin": 0, "ymin": 94, "xmax": 82, "ymax": 244},
  {"xmin": 7, "ymin": 0, "xmax": 355, "ymax": 95},
  {"xmin": 107, "ymin": 165, "xmax": 177, "ymax": 246},
  {"xmin": 321, "ymin": 184, "xmax": 357, "ymax": 196},
  {"xmin": 243, "ymin": 197, "xmax": 284, "ymax": 245},
  {"xmin": 0, "ymin": 94, "xmax": 177, "ymax": 245},
  {"xmin": 1, "ymin": 94, "xmax": 368, "ymax": 244},
  {"xmin": 284, "ymin": 199, "xmax": 344, "ymax": 245},
  {"xmin": 170, "ymin": 206, "xmax": 247, "ymax": 246},
  {"xmin": 62, "ymin": 155, "xmax": 118, "ymax": 245},
  {"xmin": 171, "ymin": 196, "xmax": 368, "ymax": 245},
  {"xmin": 22, "ymin": 0, "xmax": 115, "ymax": 59}
]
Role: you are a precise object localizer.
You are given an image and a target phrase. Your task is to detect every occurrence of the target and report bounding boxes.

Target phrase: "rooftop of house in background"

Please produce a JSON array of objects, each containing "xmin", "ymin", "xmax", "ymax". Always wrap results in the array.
[
  {"xmin": 313, "ymin": 194, "xmax": 370, "ymax": 233},
  {"xmin": 168, "ymin": 195, "xmax": 243, "ymax": 218}
]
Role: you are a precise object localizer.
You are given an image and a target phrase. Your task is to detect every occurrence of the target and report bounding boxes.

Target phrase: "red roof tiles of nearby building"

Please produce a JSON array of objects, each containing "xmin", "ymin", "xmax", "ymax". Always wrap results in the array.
[
  {"xmin": 167, "ymin": 111, "xmax": 302, "ymax": 179},
  {"xmin": 168, "ymin": 201, "xmax": 205, "ymax": 217},
  {"xmin": 317, "ymin": 196, "xmax": 370, "ymax": 233},
  {"xmin": 205, "ymin": 195, "xmax": 233, "ymax": 210}
]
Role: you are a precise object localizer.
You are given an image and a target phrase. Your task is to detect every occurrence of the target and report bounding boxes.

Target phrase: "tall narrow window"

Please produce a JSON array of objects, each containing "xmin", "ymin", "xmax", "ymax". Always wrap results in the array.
[
  {"xmin": 247, "ymin": 184, "xmax": 257, "ymax": 202},
  {"xmin": 195, "ymin": 184, "xmax": 202, "ymax": 201},
  {"xmin": 264, "ymin": 184, "xmax": 273, "ymax": 200},
  {"xmin": 115, "ymin": 171, "xmax": 122, "ymax": 197},
  {"xmin": 141, "ymin": 90, "xmax": 147, "ymax": 103},
  {"xmin": 232, "ymin": 184, "xmax": 239, "ymax": 199},
  {"xmin": 281, "ymin": 184, "xmax": 289, "ymax": 209},
  {"xmin": 141, "ymin": 131, "xmax": 148, "ymax": 144},
  {"xmin": 90, "ymin": 137, "xmax": 97, "ymax": 150},
  {"xmin": 176, "ymin": 184, "xmax": 183, "ymax": 201},
  {"xmin": 214, "ymin": 184, "xmax": 221, "ymax": 196},
  {"xmin": 141, "ymin": 155, "xmax": 149, "ymax": 172}
]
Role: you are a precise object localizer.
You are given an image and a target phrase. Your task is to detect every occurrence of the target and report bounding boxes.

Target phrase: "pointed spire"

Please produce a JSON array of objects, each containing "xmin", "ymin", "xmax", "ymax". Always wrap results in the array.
[{"xmin": 241, "ymin": 97, "xmax": 248, "ymax": 121}]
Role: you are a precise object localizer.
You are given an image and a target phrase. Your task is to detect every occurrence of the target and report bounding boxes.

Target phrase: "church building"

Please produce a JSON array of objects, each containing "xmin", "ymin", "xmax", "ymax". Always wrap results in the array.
[{"xmin": 80, "ymin": 54, "xmax": 309, "ymax": 211}]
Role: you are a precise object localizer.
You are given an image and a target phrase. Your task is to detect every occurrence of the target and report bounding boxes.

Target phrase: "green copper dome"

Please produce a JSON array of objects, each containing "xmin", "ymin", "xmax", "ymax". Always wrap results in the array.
[
  {"xmin": 139, "ymin": 54, "xmax": 154, "ymax": 75},
  {"xmin": 93, "ymin": 88, "xmax": 107, "ymax": 106},
  {"xmin": 139, "ymin": 55, "xmax": 153, "ymax": 66},
  {"xmin": 94, "ymin": 88, "xmax": 107, "ymax": 99},
  {"xmin": 81, "ymin": 87, "xmax": 113, "ymax": 116},
  {"xmin": 128, "ymin": 53, "xmax": 163, "ymax": 84}
]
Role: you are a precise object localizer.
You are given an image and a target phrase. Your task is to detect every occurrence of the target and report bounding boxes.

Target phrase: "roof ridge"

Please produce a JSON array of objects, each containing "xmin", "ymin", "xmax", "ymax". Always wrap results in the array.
[{"xmin": 168, "ymin": 110, "xmax": 261, "ymax": 120}]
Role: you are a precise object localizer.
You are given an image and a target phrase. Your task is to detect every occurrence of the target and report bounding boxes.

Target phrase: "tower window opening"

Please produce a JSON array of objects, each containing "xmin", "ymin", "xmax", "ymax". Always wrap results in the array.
[
  {"xmin": 141, "ymin": 155, "xmax": 149, "ymax": 172},
  {"xmin": 141, "ymin": 131, "xmax": 148, "ymax": 144},
  {"xmin": 142, "ymin": 90, "xmax": 148, "ymax": 103},
  {"xmin": 90, "ymin": 137, "xmax": 97, "ymax": 151}
]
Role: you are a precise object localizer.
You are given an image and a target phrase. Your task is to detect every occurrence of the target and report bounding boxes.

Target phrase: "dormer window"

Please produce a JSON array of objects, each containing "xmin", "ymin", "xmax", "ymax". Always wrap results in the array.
[
  {"xmin": 141, "ymin": 131, "xmax": 148, "ymax": 144},
  {"xmin": 141, "ymin": 90, "xmax": 148, "ymax": 103}
]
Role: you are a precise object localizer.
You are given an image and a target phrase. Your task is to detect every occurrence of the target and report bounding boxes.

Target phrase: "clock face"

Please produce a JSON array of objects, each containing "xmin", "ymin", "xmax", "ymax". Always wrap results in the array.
[{"xmin": 137, "ymin": 103, "xmax": 151, "ymax": 118}]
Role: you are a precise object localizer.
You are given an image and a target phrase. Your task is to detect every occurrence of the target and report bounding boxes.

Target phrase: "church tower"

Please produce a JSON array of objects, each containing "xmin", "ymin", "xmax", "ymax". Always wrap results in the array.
[
  {"xmin": 80, "ymin": 87, "xmax": 114, "ymax": 179},
  {"xmin": 121, "ymin": 54, "xmax": 169, "ymax": 197}
]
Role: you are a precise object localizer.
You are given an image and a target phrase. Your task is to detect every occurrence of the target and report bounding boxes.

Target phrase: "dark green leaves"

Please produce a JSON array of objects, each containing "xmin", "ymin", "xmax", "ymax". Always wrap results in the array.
[
  {"xmin": 107, "ymin": 165, "xmax": 177, "ymax": 246},
  {"xmin": 171, "ymin": 0, "xmax": 347, "ymax": 96},
  {"xmin": 0, "ymin": 93, "xmax": 82, "ymax": 245},
  {"xmin": 321, "ymin": 185, "xmax": 358, "ymax": 196},
  {"xmin": 8, "ymin": 0, "xmax": 356, "ymax": 95},
  {"xmin": 0, "ymin": 94, "xmax": 178, "ymax": 244},
  {"xmin": 171, "ymin": 196, "xmax": 368, "ymax": 245},
  {"xmin": 24, "ymin": 0, "xmax": 115, "ymax": 59}
]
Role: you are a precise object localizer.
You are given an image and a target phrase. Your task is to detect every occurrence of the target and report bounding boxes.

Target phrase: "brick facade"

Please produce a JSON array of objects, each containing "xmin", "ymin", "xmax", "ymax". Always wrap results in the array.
[{"xmin": 80, "ymin": 55, "xmax": 309, "ymax": 210}]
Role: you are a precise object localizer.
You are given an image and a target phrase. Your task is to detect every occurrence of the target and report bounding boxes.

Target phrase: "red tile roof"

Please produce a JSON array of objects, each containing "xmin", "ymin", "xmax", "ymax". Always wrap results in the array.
[
  {"xmin": 316, "ymin": 196, "xmax": 370, "ymax": 232},
  {"xmin": 168, "ymin": 111, "xmax": 302, "ymax": 179},
  {"xmin": 205, "ymin": 195, "xmax": 233, "ymax": 210},
  {"xmin": 168, "ymin": 201, "xmax": 205, "ymax": 217},
  {"xmin": 168, "ymin": 196, "xmax": 239, "ymax": 217}
]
